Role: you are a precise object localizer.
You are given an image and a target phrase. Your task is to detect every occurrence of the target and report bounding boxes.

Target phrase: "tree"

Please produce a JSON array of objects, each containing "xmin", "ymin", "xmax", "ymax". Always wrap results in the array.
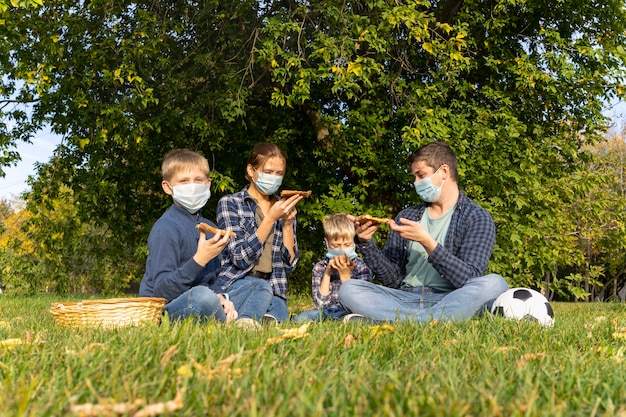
[
  {"xmin": 0, "ymin": 185, "xmax": 141, "ymax": 294},
  {"xmin": 570, "ymin": 123, "xmax": 626, "ymax": 301},
  {"xmin": 1, "ymin": 0, "xmax": 625, "ymax": 296}
]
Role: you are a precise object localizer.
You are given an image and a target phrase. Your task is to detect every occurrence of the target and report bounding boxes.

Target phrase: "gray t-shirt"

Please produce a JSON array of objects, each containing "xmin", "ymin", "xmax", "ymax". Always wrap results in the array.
[{"xmin": 402, "ymin": 205, "xmax": 456, "ymax": 291}]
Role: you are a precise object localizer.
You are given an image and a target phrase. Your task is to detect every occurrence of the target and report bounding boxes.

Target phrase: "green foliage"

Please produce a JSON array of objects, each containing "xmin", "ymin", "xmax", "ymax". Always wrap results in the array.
[
  {"xmin": 1, "ymin": 295, "xmax": 626, "ymax": 415},
  {"xmin": 0, "ymin": 187, "xmax": 143, "ymax": 294},
  {"xmin": 1, "ymin": 1, "xmax": 625, "ymax": 297}
]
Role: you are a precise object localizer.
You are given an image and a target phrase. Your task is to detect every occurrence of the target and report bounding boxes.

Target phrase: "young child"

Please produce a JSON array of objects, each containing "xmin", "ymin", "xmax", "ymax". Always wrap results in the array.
[
  {"xmin": 293, "ymin": 213, "xmax": 372, "ymax": 322},
  {"xmin": 139, "ymin": 149, "xmax": 239, "ymax": 323}
]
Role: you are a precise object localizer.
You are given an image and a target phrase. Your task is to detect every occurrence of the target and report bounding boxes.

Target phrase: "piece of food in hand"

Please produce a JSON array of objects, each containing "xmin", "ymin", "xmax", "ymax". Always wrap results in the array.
[
  {"xmin": 280, "ymin": 189, "xmax": 312, "ymax": 198},
  {"xmin": 332, "ymin": 253, "xmax": 355, "ymax": 269},
  {"xmin": 355, "ymin": 214, "xmax": 394, "ymax": 226},
  {"xmin": 196, "ymin": 222, "xmax": 236, "ymax": 237}
]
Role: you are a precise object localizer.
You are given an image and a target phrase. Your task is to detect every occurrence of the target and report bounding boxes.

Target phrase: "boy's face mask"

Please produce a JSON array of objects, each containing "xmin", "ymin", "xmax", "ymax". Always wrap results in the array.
[
  {"xmin": 170, "ymin": 183, "xmax": 211, "ymax": 214},
  {"xmin": 326, "ymin": 246, "xmax": 358, "ymax": 260}
]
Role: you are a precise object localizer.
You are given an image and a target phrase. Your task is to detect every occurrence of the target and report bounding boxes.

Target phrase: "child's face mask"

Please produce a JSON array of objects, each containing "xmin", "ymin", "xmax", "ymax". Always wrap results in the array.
[
  {"xmin": 170, "ymin": 183, "xmax": 211, "ymax": 214},
  {"xmin": 254, "ymin": 170, "xmax": 283, "ymax": 195},
  {"xmin": 326, "ymin": 246, "xmax": 358, "ymax": 260}
]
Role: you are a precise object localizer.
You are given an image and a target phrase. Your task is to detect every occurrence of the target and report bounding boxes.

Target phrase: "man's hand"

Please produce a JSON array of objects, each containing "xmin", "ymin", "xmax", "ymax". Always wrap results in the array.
[
  {"xmin": 219, "ymin": 294, "xmax": 238, "ymax": 323},
  {"xmin": 347, "ymin": 214, "xmax": 380, "ymax": 243},
  {"xmin": 193, "ymin": 230, "xmax": 230, "ymax": 267},
  {"xmin": 389, "ymin": 218, "xmax": 438, "ymax": 254}
]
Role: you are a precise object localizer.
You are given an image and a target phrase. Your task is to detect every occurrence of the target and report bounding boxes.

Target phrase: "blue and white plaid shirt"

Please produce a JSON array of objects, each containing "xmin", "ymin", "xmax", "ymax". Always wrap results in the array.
[
  {"xmin": 215, "ymin": 186, "xmax": 299, "ymax": 299},
  {"xmin": 311, "ymin": 256, "xmax": 372, "ymax": 309},
  {"xmin": 357, "ymin": 190, "xmax": 495, "ymax": 289}
]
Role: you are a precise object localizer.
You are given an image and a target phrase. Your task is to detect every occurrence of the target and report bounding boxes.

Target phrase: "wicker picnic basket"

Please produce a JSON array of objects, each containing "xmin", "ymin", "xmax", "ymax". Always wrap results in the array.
[{"xmin": 50, "ymin": 297, "xmax": 167, "ymax": 329}]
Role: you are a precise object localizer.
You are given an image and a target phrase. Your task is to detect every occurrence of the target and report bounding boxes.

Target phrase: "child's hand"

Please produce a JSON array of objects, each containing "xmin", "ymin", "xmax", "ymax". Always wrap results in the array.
[
  {"xmin": 193, "ymin": 229, "xmax": 230, "ymax": 266},
  {"xmin": 268, "ymin": 194, "xmax": 303, "ymax": 222},
  {"xmin": 220, "ymin": 295, "xmax": 238, "ymax": 323},
  {"xmin": 329, "ymin": 254, "xmax": 354, "ymax": 282}
]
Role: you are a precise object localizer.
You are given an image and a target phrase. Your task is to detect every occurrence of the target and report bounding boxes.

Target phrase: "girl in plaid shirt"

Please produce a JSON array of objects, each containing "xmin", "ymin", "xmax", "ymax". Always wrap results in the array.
[{"xmin": 216, "ymin": 142, "xmax": 304, "ymax": 323}]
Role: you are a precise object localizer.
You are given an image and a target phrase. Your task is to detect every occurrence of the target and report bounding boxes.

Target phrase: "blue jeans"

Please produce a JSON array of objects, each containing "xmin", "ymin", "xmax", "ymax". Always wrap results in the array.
[
  {"xmin": 225, "ymin": 277, "xmax": 273, "ymax": 321},
  {"xmin": 338, "ymin": 274, "xmax": 509, "ymax": 322},
  {"xmin": 293, "ymin": 307, "xmax": 349, "ymax": 323},
  {"xmin": 165, "ymin": 286, "xmax": 225, "ymax": 322},
  {"xmin": 267, "ymin": 295, "xmax": 289, "ymax": 322}
]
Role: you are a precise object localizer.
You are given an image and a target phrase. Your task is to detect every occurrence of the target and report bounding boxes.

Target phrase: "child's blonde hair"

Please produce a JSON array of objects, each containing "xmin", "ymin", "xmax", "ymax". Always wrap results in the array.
[
  {"xmin": 323, "ymin": 213, "xmax": 356, "ymax": 242},
  {"xmin": 161, "ymin": 149, "xmax": 210, "ymax": 181}
]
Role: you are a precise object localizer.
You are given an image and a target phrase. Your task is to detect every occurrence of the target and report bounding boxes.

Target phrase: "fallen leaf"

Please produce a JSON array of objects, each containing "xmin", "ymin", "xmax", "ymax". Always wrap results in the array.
[
  {"xmin": 134, "ymin": 390, "xmax": 184, "ymax": 417},
  {"xmin": 493, "ymin": 346, "xmax": 519, "ymax": 353},
  {"xmin": 370, "ymin": 324, "xmax": 395, "ymax": 336},
  {"xmin": 160, "ymin": 345, "xmax": 178, "ymax": 367},
  {"xmin": 265, "ymin": 323, "xmax": 311, "ymax": 345},
  {"xmin": 344, "ymin": 333, "xmax": 355, "ymax": 348},
  {"xmin": 0, "ymin": 338, "xmax": 24, "ymax": 349},
  {"xmin": 516, "ymin": 352, "xmax": 546, "ymax": 367}
]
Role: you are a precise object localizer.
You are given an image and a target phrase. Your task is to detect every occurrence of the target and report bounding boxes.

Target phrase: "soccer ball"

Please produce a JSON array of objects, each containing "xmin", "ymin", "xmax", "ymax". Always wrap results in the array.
[{"xmin": 491, "ymin": 287, "xmax": 555, "ymax": 327}]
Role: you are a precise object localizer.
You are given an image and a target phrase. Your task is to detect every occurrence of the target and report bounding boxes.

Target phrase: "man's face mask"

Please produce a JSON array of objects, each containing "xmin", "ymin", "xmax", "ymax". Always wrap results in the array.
[{"xmin": 413, "ymin": 166, "xmax": 444, "ymax": 203}]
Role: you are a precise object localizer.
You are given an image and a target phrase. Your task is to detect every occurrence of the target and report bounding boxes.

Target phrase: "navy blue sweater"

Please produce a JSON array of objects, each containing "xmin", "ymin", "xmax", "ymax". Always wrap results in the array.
[{"xmin": 139, "ymin": 204, "xmax": 222, "ymax": 302}]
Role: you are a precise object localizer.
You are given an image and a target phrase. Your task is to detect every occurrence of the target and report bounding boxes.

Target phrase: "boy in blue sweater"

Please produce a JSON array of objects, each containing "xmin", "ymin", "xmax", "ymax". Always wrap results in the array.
[{"xmin": 140, "ymin": 149, "xmax": 242, "ymax": 323}]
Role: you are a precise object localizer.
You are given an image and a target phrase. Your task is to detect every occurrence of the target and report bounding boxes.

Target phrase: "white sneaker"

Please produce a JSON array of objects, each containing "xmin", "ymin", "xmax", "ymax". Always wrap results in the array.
[
  {"xmin": 235, "ymin": 317, "xmax": 262, "ymax": 330},
  {"xmin": 261, "ymin": 314, "xmax": 278, "ymax": 325},
  {"xmin": 342, "ymin": 313, "xmax": 366, "ymax": 323}
]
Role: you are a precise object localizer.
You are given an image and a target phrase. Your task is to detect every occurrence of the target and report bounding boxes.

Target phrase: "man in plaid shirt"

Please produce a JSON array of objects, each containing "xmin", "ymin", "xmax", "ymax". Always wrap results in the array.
[{"xmin": 339, "ymin": 141, "xmax": 509, "ymax": 322}]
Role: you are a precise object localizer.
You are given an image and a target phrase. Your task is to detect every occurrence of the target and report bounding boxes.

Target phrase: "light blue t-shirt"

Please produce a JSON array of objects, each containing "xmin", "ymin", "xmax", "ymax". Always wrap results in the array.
[{"xmin": 402, "ymin": 205, "xmax": 456, "ymax": 291}]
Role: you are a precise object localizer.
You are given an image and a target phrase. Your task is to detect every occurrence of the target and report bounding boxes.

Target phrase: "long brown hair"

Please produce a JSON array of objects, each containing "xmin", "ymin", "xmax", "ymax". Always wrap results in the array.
[{"xmin": 245, "ymin": 142, "xmax": 286, "ymax": 181}]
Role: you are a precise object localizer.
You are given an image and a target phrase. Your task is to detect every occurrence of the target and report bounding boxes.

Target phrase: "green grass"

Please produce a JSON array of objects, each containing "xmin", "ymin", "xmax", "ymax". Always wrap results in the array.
[{"xmin": 1, "ymin": 294, "xmax": 626, "ymax": 416}]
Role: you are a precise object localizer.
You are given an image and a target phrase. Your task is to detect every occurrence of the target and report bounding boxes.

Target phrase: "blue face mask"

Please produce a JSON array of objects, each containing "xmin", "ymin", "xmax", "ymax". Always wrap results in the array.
[
  {"xmin": 326, "ymin": 247, "xmax": 358, "ymax": 260},
  {"xmin": 254, "ymin": 171, "xmax": 283, "ymax": 195},
  {"xmin": 413, "ymin": 167, "xmax": 444, "ymax": 203}
]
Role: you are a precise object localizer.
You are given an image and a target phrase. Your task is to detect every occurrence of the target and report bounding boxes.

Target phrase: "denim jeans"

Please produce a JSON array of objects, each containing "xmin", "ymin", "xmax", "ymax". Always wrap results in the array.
[
  {"xmin": 293, "ymin": 307, "xmax": 349, "ymax": 323},
  {"xmin": 165, "ymin": 285, "xmax": 225, "ymax": 322},
  {"xmin": 226, "ymin": 276, "xmax": 273, "ymax": 321},
  {"xmin": 338, "ymin": 274, "xmax": 509, "ymax": 322},
  {"xmin": 267, "ymin": 295, "xmax": 289, "ymax": 322}
]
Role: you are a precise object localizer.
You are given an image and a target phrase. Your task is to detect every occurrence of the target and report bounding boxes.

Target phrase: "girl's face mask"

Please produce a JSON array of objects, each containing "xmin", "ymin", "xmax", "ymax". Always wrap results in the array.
[{"xmin": 254, "ymin": 170, "xmax": 283, "ymax": 195}]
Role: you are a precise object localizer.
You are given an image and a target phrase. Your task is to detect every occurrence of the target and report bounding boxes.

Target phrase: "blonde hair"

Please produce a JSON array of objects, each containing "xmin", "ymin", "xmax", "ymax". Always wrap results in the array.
[
  {"xmin": 161, "ymin": 149, "xmax": 210, "ymax": 181},
  {"xmin": 323, "ymin": 213, "xmax": 356, "ymax": 242}
]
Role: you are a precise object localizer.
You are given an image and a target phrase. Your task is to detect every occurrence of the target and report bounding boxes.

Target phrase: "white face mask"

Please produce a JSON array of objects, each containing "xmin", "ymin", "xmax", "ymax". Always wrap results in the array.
[
  {"xmin": 254, "ymin": 170, "xmax": 283, "ymax": 195},
  {"xmin": 170, "ymin": 183, "xmax": 211, "ymax": 213}
]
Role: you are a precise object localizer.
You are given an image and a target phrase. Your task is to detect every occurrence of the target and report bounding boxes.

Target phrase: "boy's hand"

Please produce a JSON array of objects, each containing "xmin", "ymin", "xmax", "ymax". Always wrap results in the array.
[
  {"xmin": 328, "ymin": 254, "xmax": 354, "ymax": 282},
  {"xmin": 219, "ymin": 295, "xmax": 238, "ymax": 323},
  {"xmin": 193, "ymin": 230, "xmax": 230, "ymax": 267},
  {"xmin": 346, "ymin": 214, "xmax": 380, "ymax": 243}
]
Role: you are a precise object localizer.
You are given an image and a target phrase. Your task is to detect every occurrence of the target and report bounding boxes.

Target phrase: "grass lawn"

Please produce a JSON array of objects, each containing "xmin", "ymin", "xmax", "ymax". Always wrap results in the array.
[{"xmin": 1, "ymin": 294, "xmax": 625, "ymax": 416}]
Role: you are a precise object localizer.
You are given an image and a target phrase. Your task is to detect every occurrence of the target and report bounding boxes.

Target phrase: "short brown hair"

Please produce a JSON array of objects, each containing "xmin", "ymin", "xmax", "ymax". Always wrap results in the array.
[
  {"xmin": 245, "ymin": 142, "xmax": 286, "ymax": 181},
  {"xmin": 323, "ymin": 213, "xmax": 356, "ymax": 242},
  {"xmin": 408, "ymin": 141, "xmax": 458, "ymax": 181},
  {"xmin": 161, "ymin": 149, "xmax": 210, "ymax": 182}
]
